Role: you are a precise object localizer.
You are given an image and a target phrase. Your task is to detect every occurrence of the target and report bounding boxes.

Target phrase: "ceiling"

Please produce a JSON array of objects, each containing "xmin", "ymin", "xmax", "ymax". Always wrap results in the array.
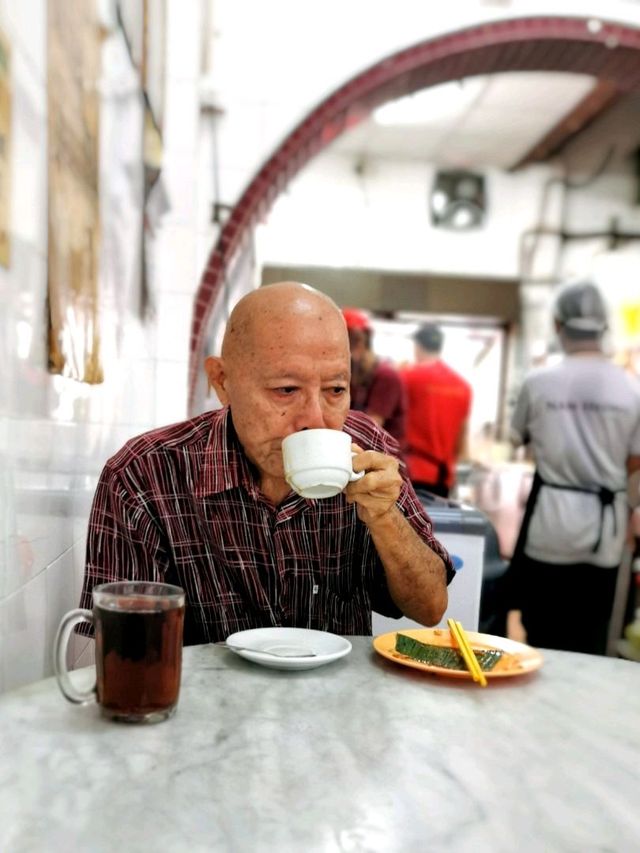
[{"xmin": 327, "ymin": 71, "xmax": 601, "ymax": 170}]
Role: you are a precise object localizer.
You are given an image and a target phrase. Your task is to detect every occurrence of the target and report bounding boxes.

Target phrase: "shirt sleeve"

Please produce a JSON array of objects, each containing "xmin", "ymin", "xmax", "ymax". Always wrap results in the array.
[
  {"xmin": 510, "ymin": 380, "xmax": 531, "ymax": 446},
  {"xmin": 78, "ymin": 463, "xmax": 171, "ymax": 620},
  {"xmin": 397, "ymin": 478, "xmax": 456, "ymax": 585},
  {"xmin": 631, "ymin": 399, "xmax": 640, "ymax": 456},
  {"xmin": 366, "ymin": 367, "xmax": 405, "ymax": 422}
]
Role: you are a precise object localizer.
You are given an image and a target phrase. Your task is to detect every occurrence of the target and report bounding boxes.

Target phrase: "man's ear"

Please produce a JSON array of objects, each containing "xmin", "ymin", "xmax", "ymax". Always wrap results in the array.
[{"xmin": 204, "ymin": 356, "xmax": 230, "ymax": 405}]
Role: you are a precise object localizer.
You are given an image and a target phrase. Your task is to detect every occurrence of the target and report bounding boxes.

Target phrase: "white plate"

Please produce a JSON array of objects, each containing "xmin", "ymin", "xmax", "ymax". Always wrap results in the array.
[{"xmin": 223, "ymin": 627, "xmax": 352, "ymax": 671}]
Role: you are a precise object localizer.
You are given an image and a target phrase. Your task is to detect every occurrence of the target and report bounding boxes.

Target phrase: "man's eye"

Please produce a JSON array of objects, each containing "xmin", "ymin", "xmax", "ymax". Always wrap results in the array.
[
  {"xmin": 276, "ymin": 387, "xmax": 297, "ymax": 396},
  {"xmin": 329, "ymin": 386, "xmax": 347, "ymax": 396}
]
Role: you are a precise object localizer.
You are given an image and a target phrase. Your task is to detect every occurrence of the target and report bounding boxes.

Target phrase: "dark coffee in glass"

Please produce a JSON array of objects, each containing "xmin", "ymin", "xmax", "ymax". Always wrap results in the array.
[
  {"xmin": 54, "ymin": 581, "xmax": 185, "ymax": 723},
  {"xmin": 95, "ymin": 595, "xmax": 184, "ymax": 721}
]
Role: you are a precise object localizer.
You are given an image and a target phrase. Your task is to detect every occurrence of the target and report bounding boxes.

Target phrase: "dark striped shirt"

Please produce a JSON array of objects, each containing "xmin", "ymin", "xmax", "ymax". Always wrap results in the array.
[{"xmin": 80, "ymin": 408, "xmax": 453, "ymax": 643}]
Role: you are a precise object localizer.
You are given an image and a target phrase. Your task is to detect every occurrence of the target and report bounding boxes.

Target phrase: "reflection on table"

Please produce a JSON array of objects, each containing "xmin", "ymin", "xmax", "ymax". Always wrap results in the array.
[{"xmin": 1, "ymin": 638, "xmax": 639, "ymax": 851}]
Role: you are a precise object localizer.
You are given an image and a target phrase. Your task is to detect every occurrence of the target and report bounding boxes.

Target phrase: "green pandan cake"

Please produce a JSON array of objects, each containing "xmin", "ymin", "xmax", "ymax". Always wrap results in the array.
[{"xmin": 395, "ymin": 633, "xmax": 503, "ymax": 671}]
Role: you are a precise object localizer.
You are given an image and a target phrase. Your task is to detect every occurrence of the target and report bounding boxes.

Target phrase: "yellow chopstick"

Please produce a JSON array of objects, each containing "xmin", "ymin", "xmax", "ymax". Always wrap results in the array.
[
  {"xmin": 457, "ymin": 621, "xmax": 487, "ymax": 687},
  {"xmin": 447, "ymin": 618, "xmax": 487, "ymax": 687}
]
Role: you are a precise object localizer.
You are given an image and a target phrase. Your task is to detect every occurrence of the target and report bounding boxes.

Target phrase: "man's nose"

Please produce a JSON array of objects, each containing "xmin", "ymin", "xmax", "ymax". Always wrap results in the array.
[{"xmin": 292, "ymin": 394, "xmax": 327, "ymax": 432}]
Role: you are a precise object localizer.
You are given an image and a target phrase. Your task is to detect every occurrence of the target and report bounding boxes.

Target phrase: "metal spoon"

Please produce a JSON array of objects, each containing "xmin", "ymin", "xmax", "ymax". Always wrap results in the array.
[{"xmin": 216, "ymin": 642, "xmax": 317, "ymax": 658}]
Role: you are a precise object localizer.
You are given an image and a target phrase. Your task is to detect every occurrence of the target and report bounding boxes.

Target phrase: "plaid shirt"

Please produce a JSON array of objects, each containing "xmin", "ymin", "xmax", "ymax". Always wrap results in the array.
[{"xmin": 80, "ymin": 408, "xmax": 453, "ymax": 643}]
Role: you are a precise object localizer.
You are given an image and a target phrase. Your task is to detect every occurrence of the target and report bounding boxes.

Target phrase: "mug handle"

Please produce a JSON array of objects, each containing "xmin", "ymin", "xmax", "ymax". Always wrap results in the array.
[
  {"xmin": 53, "ymin": 608, "xmax": 96, "ymax": 704},
  {"xmin": 350, "ymin": 452, "xmax": 365, "ymax": 482}
]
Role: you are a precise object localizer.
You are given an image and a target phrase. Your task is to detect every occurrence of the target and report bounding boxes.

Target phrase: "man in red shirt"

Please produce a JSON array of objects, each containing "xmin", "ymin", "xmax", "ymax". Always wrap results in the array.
[
  {"xmin": 342, "ymin": 307, "xmax": 406, "ymax": 446},
  {"xmin": 401, "ymin": 323, "xmax": 472, "ymax": 497}
]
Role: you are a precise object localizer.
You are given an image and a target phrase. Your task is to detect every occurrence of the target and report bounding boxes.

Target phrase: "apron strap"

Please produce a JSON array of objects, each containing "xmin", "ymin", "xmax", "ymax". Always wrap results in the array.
[
  {"xmin": 511, "ymin": 470, "xmax": 544, "ymax": 564},
  {"xmin": 501, "ymin": 470, "xmax": 544, "ymax": 611}
]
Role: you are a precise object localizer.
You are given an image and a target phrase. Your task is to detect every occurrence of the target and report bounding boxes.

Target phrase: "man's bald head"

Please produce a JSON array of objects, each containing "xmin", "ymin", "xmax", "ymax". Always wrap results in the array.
[
  {"xmin": 204, "ymin": 281, "xmax": 352, "ymax": 491},
  {"xmin": 221, "ymin": 282, "xmax": 345, "ymax": 362}
]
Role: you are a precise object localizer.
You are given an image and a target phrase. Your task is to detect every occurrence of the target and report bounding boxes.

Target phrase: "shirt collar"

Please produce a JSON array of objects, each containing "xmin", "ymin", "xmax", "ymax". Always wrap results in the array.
[
  {"xmin": 195, "ymin": 407, "xmax": 262, "ymax": 498},
  {"xmin": 195, "ymin": 408, "xmax": 318, "ymax": 516}
]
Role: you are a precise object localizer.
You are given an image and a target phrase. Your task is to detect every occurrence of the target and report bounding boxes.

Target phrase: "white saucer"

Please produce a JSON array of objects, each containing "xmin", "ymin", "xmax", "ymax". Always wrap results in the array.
[{"xmin": 223, "ymin": 627, "xmax": 352, "ymax": 671}]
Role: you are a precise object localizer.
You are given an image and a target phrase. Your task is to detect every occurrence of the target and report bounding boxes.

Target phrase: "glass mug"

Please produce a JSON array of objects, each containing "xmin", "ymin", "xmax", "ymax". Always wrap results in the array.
[{"xmin": 54, "ymin": 581, "xmax": 185, "ymax": 723}]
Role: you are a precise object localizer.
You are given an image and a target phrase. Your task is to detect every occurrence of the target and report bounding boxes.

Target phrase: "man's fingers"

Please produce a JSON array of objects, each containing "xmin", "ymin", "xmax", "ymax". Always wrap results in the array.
[{"xmin": 351, "ymin": 448, "xmax": 399, "ymax": 475}]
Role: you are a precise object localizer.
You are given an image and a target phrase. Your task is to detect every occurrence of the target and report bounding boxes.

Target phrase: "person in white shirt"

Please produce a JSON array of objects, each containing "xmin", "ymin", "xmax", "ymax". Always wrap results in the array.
[{"xmin": 506, "ymin": 281, "xmax": 640, "ymax": 654}]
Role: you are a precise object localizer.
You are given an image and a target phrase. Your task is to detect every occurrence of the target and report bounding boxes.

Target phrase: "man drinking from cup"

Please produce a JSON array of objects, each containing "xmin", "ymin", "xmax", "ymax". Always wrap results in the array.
[{"xmin": 79, "ymin": 282, "xmax": 454, "ymax": 644}]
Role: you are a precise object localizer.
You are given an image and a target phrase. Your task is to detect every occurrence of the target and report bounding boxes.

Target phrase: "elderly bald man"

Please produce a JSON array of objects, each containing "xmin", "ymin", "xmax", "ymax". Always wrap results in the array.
[{"xmin": 80, "ymin": 282, "xmax": 453, "ymax": 644}]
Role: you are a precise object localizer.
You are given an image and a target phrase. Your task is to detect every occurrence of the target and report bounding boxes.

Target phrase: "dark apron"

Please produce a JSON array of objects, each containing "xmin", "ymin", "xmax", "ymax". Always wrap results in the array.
[{"xmin": 506, "ymin": 470, "xmax": 624, "ymax": 609}]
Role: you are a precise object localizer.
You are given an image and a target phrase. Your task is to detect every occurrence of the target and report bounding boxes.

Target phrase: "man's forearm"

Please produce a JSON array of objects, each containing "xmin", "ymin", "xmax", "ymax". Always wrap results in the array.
[
  {"xmin": 367, "ymin": 506, "xmax": 448, "ymax": 626},
  {"xmin": 455, "ymin": 418, "xmax": 470, "ymax": 461}
]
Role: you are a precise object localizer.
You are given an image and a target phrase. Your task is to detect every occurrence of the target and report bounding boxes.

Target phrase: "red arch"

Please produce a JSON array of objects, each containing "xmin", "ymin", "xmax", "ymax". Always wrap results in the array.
[{"xmin": 189, "ymin": 15, "xmax": 640, "ymax": 412}]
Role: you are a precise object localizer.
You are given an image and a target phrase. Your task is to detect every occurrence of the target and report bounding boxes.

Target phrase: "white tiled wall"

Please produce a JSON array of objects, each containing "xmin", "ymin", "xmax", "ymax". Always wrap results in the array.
[
  {"xmin": 0, "ymin": 4, "xmax": 149, "ymax": 692},
  {"xmin": 0, "ymin": 0, "xmax": 208, "ymax": 694}
]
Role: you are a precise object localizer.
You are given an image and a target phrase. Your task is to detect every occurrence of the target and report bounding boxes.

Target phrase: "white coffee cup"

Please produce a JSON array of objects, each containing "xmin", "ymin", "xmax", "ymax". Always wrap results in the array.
[{"xmin": 282, "ymin": 429, "xmax": 365, "ymax": 499}]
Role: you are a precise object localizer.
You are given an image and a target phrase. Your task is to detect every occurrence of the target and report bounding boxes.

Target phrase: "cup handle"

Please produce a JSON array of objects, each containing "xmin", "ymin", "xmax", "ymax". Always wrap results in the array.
[
  {"xmin": 350, "ymin": 452, "xmax": 365, "ymax": 482},
  {"xmin": 53, "ymin": 608, "xmax": 96, "ymax": 704}
]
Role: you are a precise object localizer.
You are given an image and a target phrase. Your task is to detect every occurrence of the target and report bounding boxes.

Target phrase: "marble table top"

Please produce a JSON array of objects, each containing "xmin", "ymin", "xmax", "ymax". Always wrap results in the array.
[{"xmin": 1, "ymin": 639, "xmax": 639, "ymax": 853}]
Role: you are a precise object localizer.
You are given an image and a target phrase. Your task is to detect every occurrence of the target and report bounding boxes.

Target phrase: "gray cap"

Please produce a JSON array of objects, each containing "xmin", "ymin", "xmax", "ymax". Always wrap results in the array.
[
  {"xmin": 414, "ymin": 322, "xmax": 444, "ymax": 352},
  {"xmin": 553, "ymin": 281, "xmax": 608, "ymax": 339}
]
